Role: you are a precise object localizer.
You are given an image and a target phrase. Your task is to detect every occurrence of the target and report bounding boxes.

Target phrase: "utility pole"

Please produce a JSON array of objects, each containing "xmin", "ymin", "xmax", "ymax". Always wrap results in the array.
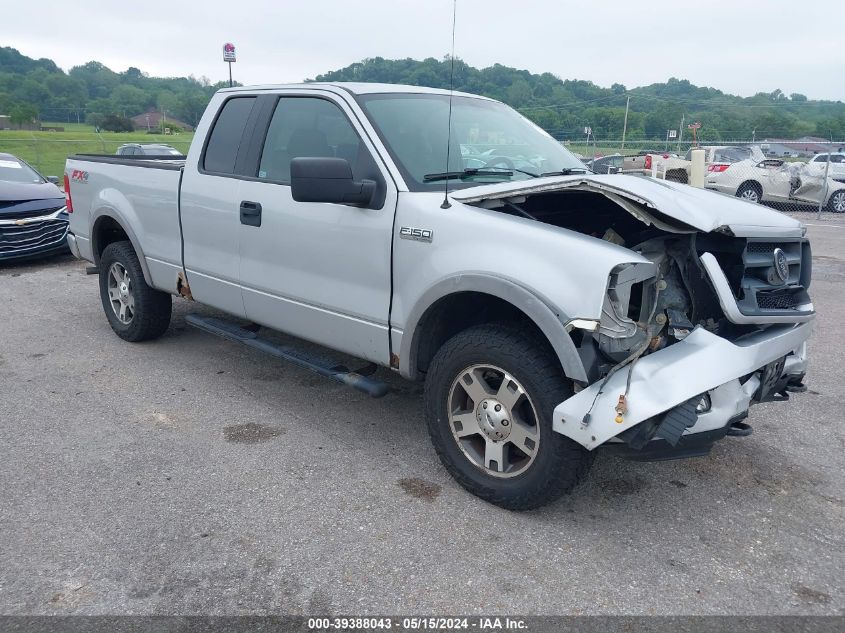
[
  {"xmin": 621, "ymin": 95, "xmax": 630, "ymax": 151},
  {"xmin": 818, "ymin": 136, "xmax": 833, "ymax": 219},
  {"xmin": 678, "ymin": 114, "xmax": 685, "ymax": 150}
]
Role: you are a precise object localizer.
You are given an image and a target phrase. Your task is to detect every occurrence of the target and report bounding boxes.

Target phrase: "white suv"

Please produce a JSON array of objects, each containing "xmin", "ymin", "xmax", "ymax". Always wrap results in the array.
[{"xmin": 810, "ymin": 153, "xmax": 845, "ymax": 183}]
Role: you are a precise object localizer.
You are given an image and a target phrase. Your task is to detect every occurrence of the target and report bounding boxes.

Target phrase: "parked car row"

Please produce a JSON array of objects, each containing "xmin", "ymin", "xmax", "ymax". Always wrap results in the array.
[
  {"xmin": 705, "ymin": 158, "xmax": 845, "ymax": 212},
  {"xmin": 617, "ymin": 146, "xmax": 767, "ymax": 183},
  {"xmin": 578, "ymin": 145, "xmax": 845, "ymax": 212}
]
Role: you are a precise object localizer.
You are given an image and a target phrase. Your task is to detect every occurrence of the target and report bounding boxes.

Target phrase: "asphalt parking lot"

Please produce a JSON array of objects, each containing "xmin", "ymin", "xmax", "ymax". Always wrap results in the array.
[{"xmin": 0, "ymin": 211, "xmax": 843, "ymax": 616}]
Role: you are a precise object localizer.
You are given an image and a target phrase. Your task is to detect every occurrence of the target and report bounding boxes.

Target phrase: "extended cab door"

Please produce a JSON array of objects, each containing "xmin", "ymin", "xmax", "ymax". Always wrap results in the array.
[
  {"xmin": 180, "ymin": 95, "xmax": 261, "ymax": 316},
  {"xmin": 236, "ymin": 91, "xmax": 397, "ymax": 364}
]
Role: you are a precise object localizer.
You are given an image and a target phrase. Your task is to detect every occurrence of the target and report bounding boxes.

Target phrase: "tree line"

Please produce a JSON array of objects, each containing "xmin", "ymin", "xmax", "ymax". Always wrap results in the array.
[
  {"xmin": 2, "ymin": 46, "xmax": 844, "ymax": 141},
  {"xmin": 315, "ymin": 57, "xmax": 845, "ymax": 142},
  {"xmin": 0, "ymin": 46, "xmax": 229, "ymax": 129}
]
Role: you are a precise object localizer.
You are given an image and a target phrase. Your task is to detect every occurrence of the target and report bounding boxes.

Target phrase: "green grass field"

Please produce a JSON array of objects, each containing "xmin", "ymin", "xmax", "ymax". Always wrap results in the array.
[{"xmin": 0, "ymin": 123, "xmax": 194, "ymax": 179}]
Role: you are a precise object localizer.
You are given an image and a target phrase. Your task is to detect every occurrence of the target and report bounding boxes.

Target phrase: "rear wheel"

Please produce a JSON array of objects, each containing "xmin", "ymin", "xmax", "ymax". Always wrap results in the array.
[
  {"xmin": 827, "ymin": 189, "xmax": 845, "ymax": 213},
  {"xmin": 737, "ymin": 182, "xmax": 762, "ymax": 204},
  {"xmin": 423, "ymin": 324, "xmax": 593, "ymax": 510},
  {"xmin": 99, "ymin": 241, "xmax": 171, "ymax": 342}
]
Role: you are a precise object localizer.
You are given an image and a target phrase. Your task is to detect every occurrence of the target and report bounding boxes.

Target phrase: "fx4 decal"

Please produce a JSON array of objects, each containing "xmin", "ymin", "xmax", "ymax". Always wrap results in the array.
[{"xmin": 70, "ymin": 169, "xmax": 89, "ymax": 183}]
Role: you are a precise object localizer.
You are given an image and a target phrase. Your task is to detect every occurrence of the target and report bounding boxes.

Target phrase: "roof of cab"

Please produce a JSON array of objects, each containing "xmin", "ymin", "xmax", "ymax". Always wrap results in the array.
[{"xmin": 217, "ymin": 82, "xmax": 492, "ymax": 101}]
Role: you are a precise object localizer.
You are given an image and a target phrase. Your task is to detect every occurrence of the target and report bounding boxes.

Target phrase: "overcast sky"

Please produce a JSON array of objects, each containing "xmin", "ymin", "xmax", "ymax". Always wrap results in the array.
[{"xmin": 2, "ymin": 0, "xmax": 843, "ymax": 101}]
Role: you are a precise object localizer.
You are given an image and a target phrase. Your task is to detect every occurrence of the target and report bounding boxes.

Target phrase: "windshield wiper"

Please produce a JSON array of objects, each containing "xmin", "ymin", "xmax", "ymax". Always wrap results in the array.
[
  {"xmin": 423, "ymin": 168, "xmax": 513, "ymax": 182},
  {"xmin": 507, "ymin": 167, "xmax": 541, "ymax": 178},
  {"xmin": 540, "ymin": 167, "xmax": 590, "ymax": 177}
]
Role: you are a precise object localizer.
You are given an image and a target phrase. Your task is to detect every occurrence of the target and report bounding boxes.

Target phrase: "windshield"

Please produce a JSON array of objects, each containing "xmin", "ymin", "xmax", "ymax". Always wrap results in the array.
[
  {"xmin": 714, "ymin": 147, "xmax": 752, "ymax": 163},
  {"xmin": 357, "ymin": 93, "xmax": 587, "ymax": 191},
  {"xmin": 0, "ymin": 156, "xmax": 44, "ymax": 184}
]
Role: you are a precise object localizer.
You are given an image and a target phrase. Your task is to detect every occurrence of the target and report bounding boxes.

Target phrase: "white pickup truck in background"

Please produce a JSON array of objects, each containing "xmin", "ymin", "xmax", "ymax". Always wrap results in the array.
[
  {"xmin": 64, "ymin": 83, "xmax": 814, "ymax": 509},
  {"xmin": 621, "ymin": 145, "xmax": 766, "ymax": 183}
]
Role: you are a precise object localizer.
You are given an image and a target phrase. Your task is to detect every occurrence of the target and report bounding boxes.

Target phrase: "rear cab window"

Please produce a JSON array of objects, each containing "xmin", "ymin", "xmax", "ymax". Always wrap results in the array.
[{"xmin": 202, "ymin": 97, "xmax": 257, "ymax": 174}]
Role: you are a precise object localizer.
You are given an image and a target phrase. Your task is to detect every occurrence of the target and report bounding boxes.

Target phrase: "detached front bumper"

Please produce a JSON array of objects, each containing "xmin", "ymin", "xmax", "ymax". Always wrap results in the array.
[{"xmin": 553, "ymin": 321, "xmax": 812, "ymax": 451}]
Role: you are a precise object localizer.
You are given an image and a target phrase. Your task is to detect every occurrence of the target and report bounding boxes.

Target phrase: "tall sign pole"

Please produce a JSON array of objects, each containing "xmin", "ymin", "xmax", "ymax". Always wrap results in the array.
[
  {"xmin": 223, "ymin": 43, "xmax": 237, "ymax": 87},
  {"xmin": 687, "ymin": 121, "xmax": 702, "ymax": 146}
]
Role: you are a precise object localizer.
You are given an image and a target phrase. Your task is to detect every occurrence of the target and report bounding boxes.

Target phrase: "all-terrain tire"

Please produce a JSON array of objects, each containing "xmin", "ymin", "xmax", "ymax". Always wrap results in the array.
[
  {"xmin": 424, "ymin": 323, "xmax": 594, "ymax": 510},
  {"xmin": 98, "ymin": 241, "xmax": 171, "ymax": 342}
]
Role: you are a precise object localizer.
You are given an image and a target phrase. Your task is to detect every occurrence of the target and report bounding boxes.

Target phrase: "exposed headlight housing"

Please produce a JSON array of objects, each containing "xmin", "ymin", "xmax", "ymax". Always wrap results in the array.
[{"xmin": 596, "ymin": 262, "xmax": 658, "ymax": 361}]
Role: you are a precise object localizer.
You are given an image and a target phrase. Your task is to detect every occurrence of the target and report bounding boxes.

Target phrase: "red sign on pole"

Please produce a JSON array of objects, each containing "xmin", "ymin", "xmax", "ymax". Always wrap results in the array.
[
  {"xmin": 687, "ymin": 121, "xmax": 702, "ymax": 145},
  {"xmin": 223, "ymin": 43, "xmax": 236, "ymax": 63}
]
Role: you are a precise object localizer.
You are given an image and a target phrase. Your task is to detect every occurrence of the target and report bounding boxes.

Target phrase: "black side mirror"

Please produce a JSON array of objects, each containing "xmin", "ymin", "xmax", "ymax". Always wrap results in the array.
[
  {"xmin": 47, "ymin": 176, "xmax": 59, "ymax": 184},
  {"xmin": 290, "ymin": 157, "xmax": 376, "ymax": 207}
]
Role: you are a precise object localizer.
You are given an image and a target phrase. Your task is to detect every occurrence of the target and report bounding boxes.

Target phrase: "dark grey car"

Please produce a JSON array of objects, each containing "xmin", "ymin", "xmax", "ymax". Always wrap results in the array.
[{"xmin": 116, "ymin": 144, "xmax": 183, "ymax": 157}]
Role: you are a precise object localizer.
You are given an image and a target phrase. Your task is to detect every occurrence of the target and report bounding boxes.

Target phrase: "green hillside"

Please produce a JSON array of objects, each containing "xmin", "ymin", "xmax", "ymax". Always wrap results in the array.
[
  {"xmin": 2, "ymin": 46, "xmax": 844, "ymax": 143},
  {"xmin": 315, "ymin": 57, "xmax": 845, "ymax": 142}
]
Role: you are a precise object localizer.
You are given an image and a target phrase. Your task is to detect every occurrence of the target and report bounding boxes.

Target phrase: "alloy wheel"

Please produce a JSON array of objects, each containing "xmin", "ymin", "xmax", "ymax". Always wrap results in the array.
[
  {"xmin": 740, "ymin": 188, "xmax": 760, "ymax": 203},
  {"xmin": 447, "ymin": 364, "xmax": 540, "ymax": 478},
  {"xmin": 107, "ymin": 262, "xmax": 135, "ymax": 324}
]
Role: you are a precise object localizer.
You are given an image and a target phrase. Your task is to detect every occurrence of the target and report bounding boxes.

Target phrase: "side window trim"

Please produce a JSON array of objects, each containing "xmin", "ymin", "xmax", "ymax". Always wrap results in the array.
[{"xmin": 237, "ymin": 95, "xmax": 277, "ymax": 179}]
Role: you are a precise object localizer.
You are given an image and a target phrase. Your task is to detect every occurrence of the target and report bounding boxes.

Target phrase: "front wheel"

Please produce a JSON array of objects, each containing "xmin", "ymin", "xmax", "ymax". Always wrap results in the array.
[
  {"xmin": 99, "ymin": 241, "xmax": 171, "ymax": 342},
  {"xmin": 424, "ymin": 324, "xmax": 593, "ymax": 510},
  {"xmin": 827, "ymin": 189, "xmax": 845, "ymax": 213}
]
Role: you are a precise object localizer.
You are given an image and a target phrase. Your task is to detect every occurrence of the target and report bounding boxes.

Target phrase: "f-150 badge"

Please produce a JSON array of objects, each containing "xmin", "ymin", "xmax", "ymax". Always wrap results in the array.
[{"xmin": 400, "ymin": 227, "xmax": 433, "ymax": 243}]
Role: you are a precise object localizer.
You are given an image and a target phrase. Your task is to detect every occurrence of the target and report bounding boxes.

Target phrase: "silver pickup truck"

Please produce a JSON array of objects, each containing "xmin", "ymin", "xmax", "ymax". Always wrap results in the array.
[{"xmin": 65, "ymin": 83, "xmax": 813, "ymax": 509}]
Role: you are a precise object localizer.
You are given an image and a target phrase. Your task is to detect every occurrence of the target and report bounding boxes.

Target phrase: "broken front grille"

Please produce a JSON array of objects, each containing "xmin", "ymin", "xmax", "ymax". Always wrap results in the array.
[
  {"xmin": 0, "ymin": 218, "xmax": 69, "ymax": 257},
  {"xmin": 735, "ymin": 239, "xmax": 811, "ymax": 315}
]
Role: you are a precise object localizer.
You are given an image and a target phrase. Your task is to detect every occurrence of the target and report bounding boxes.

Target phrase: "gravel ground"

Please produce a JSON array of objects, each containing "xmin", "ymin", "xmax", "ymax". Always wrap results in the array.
[{"xmin": 0, "ymin": 211, "xmax": 842, "ymax": 616}]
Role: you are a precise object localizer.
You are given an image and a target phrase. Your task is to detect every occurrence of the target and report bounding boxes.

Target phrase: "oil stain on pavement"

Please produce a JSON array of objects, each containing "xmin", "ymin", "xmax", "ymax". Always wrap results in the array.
[
  {"xmin": 398, "ymin": 477, "xmax": 442, "ymax": 501},
  {"xmin": 223, "ymin": 422, "xmax": 286, "ymax": 444}
]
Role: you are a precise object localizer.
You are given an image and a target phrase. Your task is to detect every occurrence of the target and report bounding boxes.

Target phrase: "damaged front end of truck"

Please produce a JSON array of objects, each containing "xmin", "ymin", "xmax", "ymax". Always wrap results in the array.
[{"xmin": 454, "ymin": 176, "xmax": 814, "ymax": 460}]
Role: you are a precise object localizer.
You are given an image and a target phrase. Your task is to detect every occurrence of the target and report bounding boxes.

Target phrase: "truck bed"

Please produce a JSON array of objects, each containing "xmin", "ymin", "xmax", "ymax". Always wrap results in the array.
[{"xmin": 65, "ymin": 154, "xmax": 185, "ymax": 294}]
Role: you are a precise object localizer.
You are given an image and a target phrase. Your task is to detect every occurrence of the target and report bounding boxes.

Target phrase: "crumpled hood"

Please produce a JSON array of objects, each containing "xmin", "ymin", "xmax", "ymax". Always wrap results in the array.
[
  {"xmin": 449, "ymin": 174, "xmax": 805, "ymax": 237},
  {"xmin": 0, "ymin": 180, "xmax": 64, "ymax": 203}
]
